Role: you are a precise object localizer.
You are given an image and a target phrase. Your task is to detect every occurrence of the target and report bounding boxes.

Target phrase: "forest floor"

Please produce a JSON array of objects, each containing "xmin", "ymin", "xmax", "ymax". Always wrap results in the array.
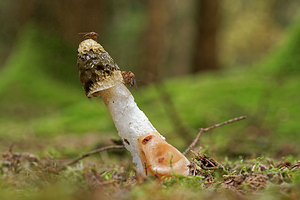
[{"xmin": 0, "ymin": 137, "xmax": 299, "ymax": 200}]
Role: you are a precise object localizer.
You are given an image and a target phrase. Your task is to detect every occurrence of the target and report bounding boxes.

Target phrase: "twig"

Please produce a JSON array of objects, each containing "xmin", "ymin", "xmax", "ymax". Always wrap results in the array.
[
  {"xmin": 203, "ymin": 116, "xmax": 247, "ymax": 132},
  {"xmin": 8, "ymin": 143, "xmax": 14, "ymax": 153},
  {"xmin": 65, "ymin": 145, "xmax": 125, "ymax": 166},
  {"xmin": 183, "ymin": 116, "xmax": 247, "ymax": 155},
  {"xmin": 223, "ymin": 174, "xmax": 246, "ymax": 178},
  {"xmin": 183, "ymin": 128, "xmax": 205, "ymax": 155}
]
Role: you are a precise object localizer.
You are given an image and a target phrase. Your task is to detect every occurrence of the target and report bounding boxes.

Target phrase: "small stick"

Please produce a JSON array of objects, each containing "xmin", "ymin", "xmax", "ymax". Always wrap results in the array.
[
  {"xmin": 223, "ymin": 174, "xmax": 246, "ymax": 178},
  {"xmin": 66, "ymin": 145, "xmax": 124, "ymax": 166},
  {"xmin": 203, "ymin": 116, "xmax": 247, "ymax": 132},
  {"xmin": 8, "ymin": 143, "xmax": 14, "ymax": 153},
  {"xmin": 183, "ymin": 116, "xmax": 247, "ymax": 155},
  {"xmin": 183, "ymin": 128, "xmax": 205, "ymax": 155}
]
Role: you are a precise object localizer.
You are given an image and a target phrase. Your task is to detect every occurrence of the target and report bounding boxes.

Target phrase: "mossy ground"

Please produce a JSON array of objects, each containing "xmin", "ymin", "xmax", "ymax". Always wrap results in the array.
[{"xmin": 0, "ymin": 149, "xmax": 299, "ymax": 200}]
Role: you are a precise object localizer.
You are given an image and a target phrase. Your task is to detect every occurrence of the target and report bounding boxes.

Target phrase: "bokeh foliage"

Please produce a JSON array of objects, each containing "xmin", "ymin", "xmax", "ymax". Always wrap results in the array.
[{"xmin": 0, "ymin": 18, "xmax": 299, "ymax": 156}]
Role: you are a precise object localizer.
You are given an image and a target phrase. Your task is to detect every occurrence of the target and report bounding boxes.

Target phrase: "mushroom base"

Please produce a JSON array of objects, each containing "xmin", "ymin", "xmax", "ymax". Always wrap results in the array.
[
  {"xmin": 99, "ymin": 81, "xmax": 189, "ymax": 176},
  {"xmin": 138, "ymin": 132, "xmax": 190, "ymax": 177}
]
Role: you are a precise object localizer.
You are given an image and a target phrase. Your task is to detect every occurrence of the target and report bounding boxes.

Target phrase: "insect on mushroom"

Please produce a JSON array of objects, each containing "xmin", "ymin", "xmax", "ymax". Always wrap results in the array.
[
  {"xmin": 78, "ymin": 32, "xmax": 99, "ymax": 40},
  {"xmin": 122, "ymin": 71, "xmax": 137, "ymax": 88}
]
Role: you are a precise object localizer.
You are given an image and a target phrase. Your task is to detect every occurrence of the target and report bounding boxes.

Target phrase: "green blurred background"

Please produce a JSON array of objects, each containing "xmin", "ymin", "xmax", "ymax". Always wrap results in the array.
[{"xmin": 0, "ymin": 0, "xmax": 299, "ymax": 159}]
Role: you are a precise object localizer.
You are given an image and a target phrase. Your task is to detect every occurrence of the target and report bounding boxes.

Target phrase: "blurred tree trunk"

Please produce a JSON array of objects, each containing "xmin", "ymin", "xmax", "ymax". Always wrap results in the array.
[
  {"xmin": 193, "ymin": 0, "xmax": 220, "ymax": 73},
  {"xmin": 140, "ymin": 0, "xmax": 170, "ymax": 85},
  {"xmin": 140, "ymin": 0, "xmax": 192, "ymax": 142},
  {"xmin": 15, "ymin": 0, "xmax": 104, "ymax": 42}
]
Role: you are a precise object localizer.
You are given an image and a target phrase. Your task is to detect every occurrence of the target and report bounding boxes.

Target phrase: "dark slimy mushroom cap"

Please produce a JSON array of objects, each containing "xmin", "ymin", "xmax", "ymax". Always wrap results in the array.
[{"xmin": 77, "ymin": 39, "xmax": 123, "ymax": 98}]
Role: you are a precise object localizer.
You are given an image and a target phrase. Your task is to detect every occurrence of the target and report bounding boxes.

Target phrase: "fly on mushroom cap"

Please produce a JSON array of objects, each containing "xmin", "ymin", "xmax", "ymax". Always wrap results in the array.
[{"xmin": 77, "ymin": 39, "xmax": 123, "ymax": 98}]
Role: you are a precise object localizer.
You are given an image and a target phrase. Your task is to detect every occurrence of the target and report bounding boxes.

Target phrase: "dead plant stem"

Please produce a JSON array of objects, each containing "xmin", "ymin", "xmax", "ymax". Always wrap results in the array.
[
  {"xmin": 183, "ymin": 116, "xmax": 247, "ymax": 155},
  {"xmin": 66, "ymin": 145, "xmax": 124, "ymax": 166}
]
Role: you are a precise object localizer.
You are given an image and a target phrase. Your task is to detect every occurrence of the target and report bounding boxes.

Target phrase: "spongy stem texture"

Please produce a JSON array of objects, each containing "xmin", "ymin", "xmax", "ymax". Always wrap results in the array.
[{"xmin": 99, "ymin": 81, "xmax": 164, "ymax": 173}]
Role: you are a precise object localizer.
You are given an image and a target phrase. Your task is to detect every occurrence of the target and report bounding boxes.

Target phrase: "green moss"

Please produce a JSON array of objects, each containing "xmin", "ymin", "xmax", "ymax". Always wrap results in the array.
[{"xmin": 263, "ymin": 17, "xmax": 300, "ymax": 76}]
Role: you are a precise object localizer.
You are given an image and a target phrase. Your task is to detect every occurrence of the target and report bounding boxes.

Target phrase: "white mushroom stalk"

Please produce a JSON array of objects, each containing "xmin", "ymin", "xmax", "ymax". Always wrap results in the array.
[{"xmin": 77, "ymin": 39, "xmax": 190, "ymax": 177}]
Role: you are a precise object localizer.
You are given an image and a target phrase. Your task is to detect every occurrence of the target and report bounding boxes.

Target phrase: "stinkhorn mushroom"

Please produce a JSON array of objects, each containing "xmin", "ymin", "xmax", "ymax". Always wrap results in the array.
[{"xmin": 77, "ymin": 38, "xmax": 190, "ymax": 177}]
